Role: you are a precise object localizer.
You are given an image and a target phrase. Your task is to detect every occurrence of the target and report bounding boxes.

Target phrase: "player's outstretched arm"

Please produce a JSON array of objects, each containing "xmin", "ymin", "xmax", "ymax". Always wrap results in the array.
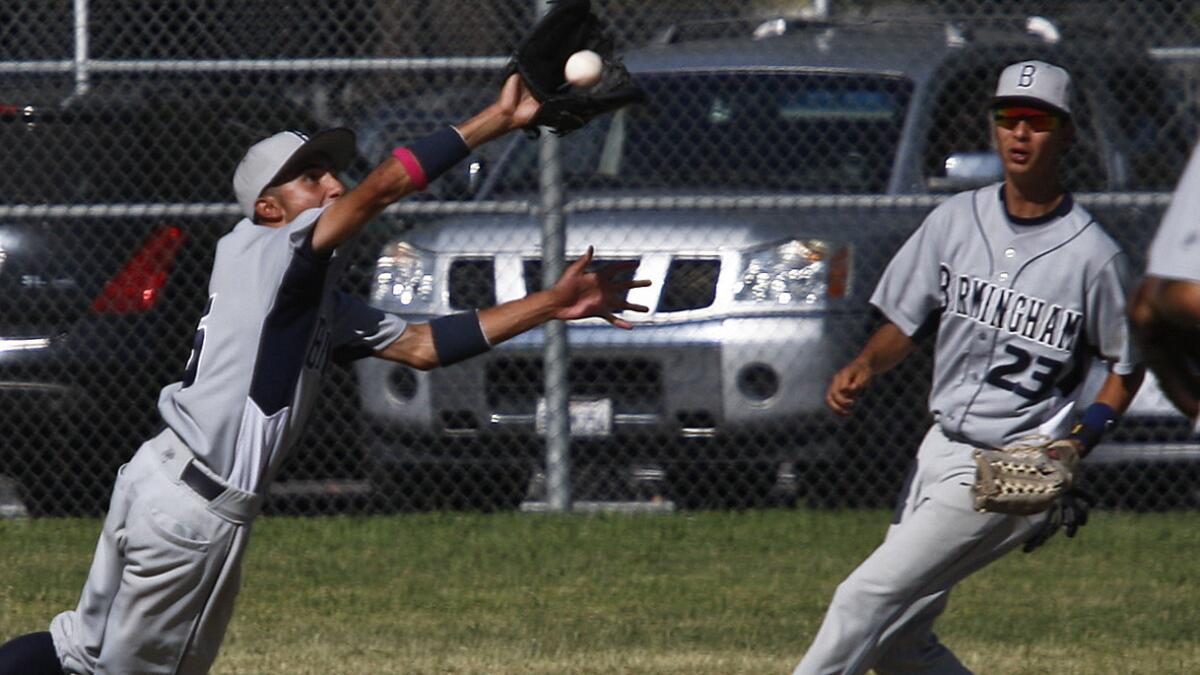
[
  {"xmin": 826, "ymin": 322, "xmax": 916, "ymax": 417},
  {"xmin": 1129, "ymin": 277, "xmax": 1200, "ymax": 420},
  {"xmin": 311, "ymin": 74, "xmax": 541, "ymax": 254},
  {"xmin": 378, "ymin": 247, "xmax": 649, "ymax": 370},
  {"xmin": 480, "ymin": 246, "xmax": 650, "ymax": 341}
]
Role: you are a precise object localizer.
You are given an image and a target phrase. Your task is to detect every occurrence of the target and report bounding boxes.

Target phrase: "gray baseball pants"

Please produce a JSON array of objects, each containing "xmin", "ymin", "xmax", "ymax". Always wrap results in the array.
[
  {"xmin": 794, "ymin": 424, "xmax": 1046, "ymax": 675},
  {"xmin": 50, "ymin": 429, "xmax": 263, "ymax": 674}
]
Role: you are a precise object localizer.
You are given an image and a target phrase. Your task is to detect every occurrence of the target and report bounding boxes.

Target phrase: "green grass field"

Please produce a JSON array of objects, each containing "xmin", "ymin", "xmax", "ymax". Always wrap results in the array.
[{"xmin": 2, "ymin": 509, "xmax": 1198, "ymax": 674}]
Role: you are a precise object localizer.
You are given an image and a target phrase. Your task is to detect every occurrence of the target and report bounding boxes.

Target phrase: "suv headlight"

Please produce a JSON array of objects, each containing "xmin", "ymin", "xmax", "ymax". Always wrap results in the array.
[
  {"xmin": 734, "ymin": 239, "xmax": 850, "ymax": 306},
  {"xmin": 372, "ymin": 241, "xmax": 436, "ymax": 309}
]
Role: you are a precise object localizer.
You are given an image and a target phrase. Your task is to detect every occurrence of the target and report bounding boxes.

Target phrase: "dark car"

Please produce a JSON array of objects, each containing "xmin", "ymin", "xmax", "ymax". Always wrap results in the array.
[{"xmin": 0, "ymin": 86, "xmax": 363, "ymax": 515}]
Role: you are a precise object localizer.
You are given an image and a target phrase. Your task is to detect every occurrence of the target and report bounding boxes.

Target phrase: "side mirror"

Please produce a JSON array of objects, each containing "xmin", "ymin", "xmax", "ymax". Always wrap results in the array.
[
  {"xmin": 466, "ymin": 157, "xmax": 486, "ymax": 196},
  {"xmin": 927, "ymin": 151, "xmax": 1003, "ymax": 192}
]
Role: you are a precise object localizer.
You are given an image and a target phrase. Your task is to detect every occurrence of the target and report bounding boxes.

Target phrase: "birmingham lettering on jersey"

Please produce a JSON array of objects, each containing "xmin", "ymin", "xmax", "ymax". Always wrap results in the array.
[{"xmin": 938, "ymin": 264, "xmax": 1081, "ymax": 353}]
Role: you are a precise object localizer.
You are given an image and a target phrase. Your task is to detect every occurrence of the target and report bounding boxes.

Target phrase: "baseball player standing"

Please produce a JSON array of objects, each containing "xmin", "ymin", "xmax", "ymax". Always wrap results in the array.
[
  {"xmin": 1128, "ymin": 142, "xmax": 1200, "ymax": 429},
  {"xmin": 0, "ymin": 73, "xmax": 647, "ymax": 674},
  {"xmin": 793, "ymin": 61, "xmax": 1144, "ymax": 674}
]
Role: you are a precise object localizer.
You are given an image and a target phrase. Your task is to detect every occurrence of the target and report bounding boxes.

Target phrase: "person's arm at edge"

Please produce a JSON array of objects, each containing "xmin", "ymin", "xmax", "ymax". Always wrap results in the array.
[{"xmin": 1129, "ymin": 277, "xmax": 1200, "ymax": 419}]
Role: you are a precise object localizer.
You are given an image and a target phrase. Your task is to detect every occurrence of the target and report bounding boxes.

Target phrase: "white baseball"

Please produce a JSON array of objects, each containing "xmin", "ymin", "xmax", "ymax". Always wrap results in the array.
[{"xmin": 564, "ymin": 50, "xmax": 603, "ymax": 87}]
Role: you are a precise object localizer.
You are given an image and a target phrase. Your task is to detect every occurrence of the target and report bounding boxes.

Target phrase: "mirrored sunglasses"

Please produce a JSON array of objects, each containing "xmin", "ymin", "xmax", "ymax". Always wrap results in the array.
[{"xmin": 992, "ymin": 107, "xmax": 1062, "ymax": 132}]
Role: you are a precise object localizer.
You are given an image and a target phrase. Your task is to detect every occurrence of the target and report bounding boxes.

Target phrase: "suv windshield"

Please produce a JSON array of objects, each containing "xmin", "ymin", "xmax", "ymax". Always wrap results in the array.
[{"xmin": 491, "ymin": 71, "xmax": 913, "ymax": 195}]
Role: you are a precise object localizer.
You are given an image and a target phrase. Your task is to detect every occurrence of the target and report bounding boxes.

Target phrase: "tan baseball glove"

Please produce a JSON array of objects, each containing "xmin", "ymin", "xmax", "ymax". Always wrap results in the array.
[{"xmin": 971, "ymin": 438, "xmax": 1082, "ymax": 515}]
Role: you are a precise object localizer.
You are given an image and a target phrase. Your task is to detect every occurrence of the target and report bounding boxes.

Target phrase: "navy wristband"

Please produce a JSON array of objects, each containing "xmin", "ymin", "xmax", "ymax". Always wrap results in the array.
[
  {"xmin": 430, "ymin": 311, "xmax": 490, "ymax": 366},
  {"xmin": 404, "ymin": 126, "xmax": 470, "ymax": 187},
  {"xmin": 1068, "ymin": 402, "xmax": 1118, "ymax": 451}
]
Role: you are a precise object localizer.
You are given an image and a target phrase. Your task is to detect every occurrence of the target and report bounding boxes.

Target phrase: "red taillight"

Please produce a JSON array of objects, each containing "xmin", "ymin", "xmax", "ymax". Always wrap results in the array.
[{"xmin": 91, "ymin": 225, "xmax": 188, "ymax": 314}]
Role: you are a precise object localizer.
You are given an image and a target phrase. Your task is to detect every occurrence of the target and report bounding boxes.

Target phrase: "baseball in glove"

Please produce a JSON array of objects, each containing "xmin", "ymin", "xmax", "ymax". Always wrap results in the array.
[
  {"xmin": 509, "ymin": 0, "xmax": 646, "ymax": 135},
  {"xmin": 971, "ymin": 438, "xmax": 1082, "ymax": 516}
]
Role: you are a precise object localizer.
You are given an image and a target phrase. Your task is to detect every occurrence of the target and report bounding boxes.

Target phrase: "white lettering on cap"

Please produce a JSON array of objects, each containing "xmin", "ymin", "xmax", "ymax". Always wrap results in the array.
[{"xmin": 1018, "ymin": 64, "xmax": 1036, "ymax": 88}]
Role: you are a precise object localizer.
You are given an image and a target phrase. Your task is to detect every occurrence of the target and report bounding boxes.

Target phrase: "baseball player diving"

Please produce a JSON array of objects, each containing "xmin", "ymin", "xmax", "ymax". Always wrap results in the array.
[
  {"xmin": 793, "ymin": 61, "xmax": 1144, "ymax": 674},
  {"xmin": 0, "ymin": 71, "xmax": 646, "ymax": 674},
  {"xmin": 1128, "ymin": 141, "xmax": 1200, "ymax": 432}
]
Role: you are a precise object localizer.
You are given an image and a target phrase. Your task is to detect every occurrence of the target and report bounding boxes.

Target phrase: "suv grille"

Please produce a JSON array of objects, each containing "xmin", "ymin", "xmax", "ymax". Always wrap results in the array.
[
  {"xmin": 657, "ymin": 259, "xmax": 719, "ymax": 311},
  {"xmin": 444, "ymin": 256, "xmax": 722, "ymax": 314},
  {"xmin": 485, "ymin": 356, "xmax": 662, "ymax": 415},
  {"xmin": 447, "ymin": 258, "xmax": 495, "ymax": 310},
  {"xmin": 523, "ymin": 258, "xmax": 638, "ymax": 298},
  {"xmin": 524, "ymin": 256, "xmax": 720, "ymax": 313}
]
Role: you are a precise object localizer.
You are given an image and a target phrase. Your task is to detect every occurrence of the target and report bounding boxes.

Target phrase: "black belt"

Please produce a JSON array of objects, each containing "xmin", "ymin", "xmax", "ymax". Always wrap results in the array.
[{"xmin": 181, "ymin": 460, "xmax": 225, "ymax": 501}]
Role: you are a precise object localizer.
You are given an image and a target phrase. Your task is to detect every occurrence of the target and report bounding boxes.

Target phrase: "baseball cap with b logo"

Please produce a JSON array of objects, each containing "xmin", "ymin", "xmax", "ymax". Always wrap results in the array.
[
  {"xmin": 232, "ymin": 128, "xmax": 357, "ymax": 218},
  {"xmin": 992, "ymin": 60, "xmax": 1072, "ymax": 117}
]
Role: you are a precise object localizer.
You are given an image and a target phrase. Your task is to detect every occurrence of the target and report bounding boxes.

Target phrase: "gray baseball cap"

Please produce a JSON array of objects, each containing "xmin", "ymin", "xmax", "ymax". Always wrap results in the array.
[
  {"xmin": 232, "ymin": 128, "xmax": 357, "ymax": 218},
  {"xmin": 993, "ymin": 60, "xmax": 1072, "ymax": 116}
]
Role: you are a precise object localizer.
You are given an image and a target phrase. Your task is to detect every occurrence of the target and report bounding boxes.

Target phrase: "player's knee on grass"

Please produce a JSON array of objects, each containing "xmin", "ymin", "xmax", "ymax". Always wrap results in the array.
[{"xmin": 0, "ymin": 632, "xmax": 65, "ymax": 675}]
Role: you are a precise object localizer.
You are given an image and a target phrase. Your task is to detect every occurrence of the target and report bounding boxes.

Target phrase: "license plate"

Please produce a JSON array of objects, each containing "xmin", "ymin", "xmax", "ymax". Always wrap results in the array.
[{"xmin": 536, "ymin": 398, "xmax": 613, "ymax": 437}]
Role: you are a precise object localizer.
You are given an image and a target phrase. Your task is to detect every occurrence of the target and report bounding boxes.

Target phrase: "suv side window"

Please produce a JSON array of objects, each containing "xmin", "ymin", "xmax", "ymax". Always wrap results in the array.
[
  {"xmin": 1058, "ymin": 83, "xmax": 1107, "ymax": 191},
  {"xmin": 923, "ymin": 63, "xmax": 995, "ymax": 192},
  {"xmin": 924, "ymin": 62, "xmax": 1108, "ymax": 192}
]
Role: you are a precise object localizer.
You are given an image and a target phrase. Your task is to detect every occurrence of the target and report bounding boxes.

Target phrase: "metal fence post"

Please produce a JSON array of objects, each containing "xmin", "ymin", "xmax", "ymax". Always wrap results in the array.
[
  {"xmin": 73, "ymin": 0, "xmax": 90, "ymax": 96},
  {"xmin": 537, "ymin": 0, "xmax": 571, "ymax": 512}
]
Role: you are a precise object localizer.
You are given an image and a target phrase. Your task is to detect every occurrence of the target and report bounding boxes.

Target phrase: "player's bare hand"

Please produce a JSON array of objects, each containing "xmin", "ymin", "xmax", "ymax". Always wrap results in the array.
[
  {"xmin": 827, "ymin": 359, "xmax": 874, "ymax": 417},
  {"xmin": 550, "ymin": 246, "xmax": 650, "ymax": 329},
  {"xmin": 497, "ymin": 73, "xmax": 542, "ymax": 131}
]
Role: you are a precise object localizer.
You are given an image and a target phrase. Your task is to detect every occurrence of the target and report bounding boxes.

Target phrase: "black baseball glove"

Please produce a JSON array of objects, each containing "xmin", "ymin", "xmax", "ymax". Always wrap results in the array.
[
  {"xmin": 1022, "ymin": 487, "xmax": 1096, "ymax": 553},
  {"xmin": 509, "ymin": 0, "xmax": 646, "ymax": 135}
]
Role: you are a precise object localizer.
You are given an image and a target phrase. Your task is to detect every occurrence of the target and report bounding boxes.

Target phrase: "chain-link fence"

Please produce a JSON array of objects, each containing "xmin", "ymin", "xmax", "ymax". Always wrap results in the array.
[{"xmin": 2, "ymin": 0, "xmax": 1199, "ymax": 517}]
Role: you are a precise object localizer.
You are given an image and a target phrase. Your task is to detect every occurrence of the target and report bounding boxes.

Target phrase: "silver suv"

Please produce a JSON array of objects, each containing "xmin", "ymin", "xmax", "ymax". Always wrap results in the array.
[{"xmin": 356, "ymin": 17, "xmax": 1190, "ymax": 509}]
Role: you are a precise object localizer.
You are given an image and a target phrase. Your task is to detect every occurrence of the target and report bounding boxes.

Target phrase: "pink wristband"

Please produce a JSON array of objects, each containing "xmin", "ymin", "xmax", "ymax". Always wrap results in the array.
[{"xmin": 392, "ymin": 147, "xmax": 428, "ymax": 191}]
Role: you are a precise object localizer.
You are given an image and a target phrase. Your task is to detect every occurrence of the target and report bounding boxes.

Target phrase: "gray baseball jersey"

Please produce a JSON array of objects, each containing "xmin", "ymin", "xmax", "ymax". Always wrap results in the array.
[
  {"xmin": 1147, "ymin": 142, "xmax": 1200, "ymax": 283},
  {"xmin": 158, "ymin": 206, "xmax": 406, "ymax": 492},
  {"xmin": 51, "ymin": 206, "xmax": 407, "ymax": 673},
  {"xmin": 871, "ymin": 183, "xmax": 1138, "ymax": 448},
  {"xmin": 796, "ymin": 184, "xmax": 1139, "ymax": 674}
]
